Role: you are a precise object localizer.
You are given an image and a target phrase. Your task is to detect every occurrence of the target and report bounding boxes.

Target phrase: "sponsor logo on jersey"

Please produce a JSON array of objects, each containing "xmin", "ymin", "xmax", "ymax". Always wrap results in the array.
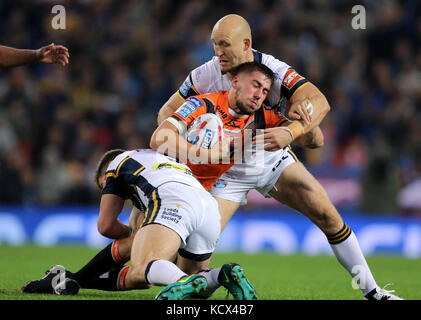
[
  {"xmin": 282, "ymin": 69, "xmax": 304, "ymax": 90},
  {"xmin": 161, "ymin": 207, "xmax": 182, "ymax": 224},
  {"xmin": 226, "ymin": 119, "xmax": 241, "ymax": 128},
  {"xmin": 216, "ymin": 105, "xmax": 228, "ymax": 118},
  {"xmin": 175, "ymin": 106, "xmax": 192, "ymax": 119},
  {"xmin": 179, "ymin": 76, "xmax": 193, "ymax": 97},
  {"xmin": 188, "ymin": 97, "xmax": 204, "ymax": 108},
  {"xmin": 175, "ymin": 100, "xmax": 198, "ymax": 119}
]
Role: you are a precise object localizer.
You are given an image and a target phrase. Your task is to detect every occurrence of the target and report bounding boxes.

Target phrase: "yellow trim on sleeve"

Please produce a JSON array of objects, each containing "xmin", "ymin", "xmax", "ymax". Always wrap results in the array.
[
  {"xmin": 177, "ymin": 85, "xmax": 198, "ymax": 100},
  {"xmin": 177, "ymin": 90, "xmax": 187, "ymax": 101},
  {"xmin": 101, "ymin": 193, "xmax": 125, "ymax": 200},
  {"xmin": 151, "ymin": 162, "xmax": 192, "ymax": 174},
  {"xmin": 115, "ymin": 156, "xmax": 131, "ymax": 177},
  {"xmin": 289, "ymin": 82, "xmax": 310, "ymax": 100},
  {"xmin": 106, "ymin": 172, "xmax": 116, "ymax": 179},
  {"xmin": 133, "ymin": 166, "xmax": 145, "ymax": 176}
]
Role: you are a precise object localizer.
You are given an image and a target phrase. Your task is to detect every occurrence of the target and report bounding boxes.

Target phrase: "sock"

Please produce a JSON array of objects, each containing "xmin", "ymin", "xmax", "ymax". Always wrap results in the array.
[
  {"xmin": 145, "ymin": 259, "xmax": 187, "ymax": 286},
  {"xmin": 197, "ymin": 268, "xmax": 221, "ymax": 297},
  {"xmin": 327, "ymin": 223, "xmax": 377, "ymax": 295},
  {"xmin": 110, "ymin": 239, "xmax": 130, "ymax": 264},
  {"xmin": 81, "ymin": 265, "xmax": 129, "ymax": 291},
  {"xmin": 70, "ymin": 240, "xmax": 128, "ymax": 287}
]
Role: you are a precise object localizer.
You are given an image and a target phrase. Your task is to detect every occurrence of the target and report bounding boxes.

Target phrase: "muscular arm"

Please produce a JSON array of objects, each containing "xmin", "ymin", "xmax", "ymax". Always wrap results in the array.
[
  {"xmin": 293, "ymin": 126, "xmax": 324, "ymax": 149},
  {"xmin": 151, "ymin": 119, "xmax": 201, "ymax": 162},
  {"xmin": 258, "ymin": 82, "xmax": 330, "ymax": 150},
  {"xmin": 0, "ymin": 44, "xmax": 69, "ymax": 67},
  {"xmin": 288, "ymin": 82, "xmax": 330, "ymax": 134},
  {"xmin": 151, "ymin": 119, "xmax": 227, "ymax": 164},
  {"xmin": 97, "ymin": 194, "xmax": 131, "ymax": 239},
  {"xmin": 0, "ymin": 46, "xmax": 39, "ymax": 67},
  {"xmin": 157, "ymin": 92, "xmax": 185, "ymax": 125}
]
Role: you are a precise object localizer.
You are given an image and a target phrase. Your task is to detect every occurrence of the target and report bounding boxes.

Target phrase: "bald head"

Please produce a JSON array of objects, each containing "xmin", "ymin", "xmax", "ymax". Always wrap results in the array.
[
  {"xmin": 213, "ymin": 14, "xmax": 252, "ymax": 41},
  {"xmin": 211, "ymin": 14, "xmax": 254, "ymax": 72}
]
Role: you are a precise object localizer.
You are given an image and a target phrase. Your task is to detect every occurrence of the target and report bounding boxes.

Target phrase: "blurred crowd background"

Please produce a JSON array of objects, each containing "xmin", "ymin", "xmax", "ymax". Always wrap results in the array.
[{"xmin": 0, "ymin": 0, "xmax": 420, "ymax": 214}]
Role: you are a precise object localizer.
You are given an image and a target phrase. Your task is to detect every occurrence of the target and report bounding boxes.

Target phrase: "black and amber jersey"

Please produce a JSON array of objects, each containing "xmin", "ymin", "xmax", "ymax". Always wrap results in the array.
[{"xmin": 167, "ymin": 91, "xmax": 289, "ymax": 191}]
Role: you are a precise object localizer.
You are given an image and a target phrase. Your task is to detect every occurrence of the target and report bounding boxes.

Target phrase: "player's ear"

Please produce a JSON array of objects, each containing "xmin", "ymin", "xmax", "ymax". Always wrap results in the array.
[
  {"xmin": 231, "ymin": 75, "xmax": 239, "ymax": 88},
  {"xmin": 99, "ymin": 173, "xmax": 107, "ymax": 190},
  {"xmin": 243, "ymin": 38, "xmax": 251, "ymax": 51}
]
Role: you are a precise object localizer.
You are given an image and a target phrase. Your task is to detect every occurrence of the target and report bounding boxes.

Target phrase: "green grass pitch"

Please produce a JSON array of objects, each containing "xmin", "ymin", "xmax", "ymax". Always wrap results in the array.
[{"xmin": 1, "ymin": 245, "xmax": 420, "ymax": 300}]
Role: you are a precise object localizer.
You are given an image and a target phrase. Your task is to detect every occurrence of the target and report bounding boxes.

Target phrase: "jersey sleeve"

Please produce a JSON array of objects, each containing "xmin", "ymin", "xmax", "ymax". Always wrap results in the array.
[
  {"xmin": 177, "ymin": 57, "xmax": 218, "ymax": 99},
  {"xmin": 168, "ymin": 96, "xmax": 207, "ymax": 134},
  {"xmin": 178, "ymin": 73, "xmax": 199, "ymax": 100},
  {"xmin": 280, "ymin": 68, "xmax": 309, "ymax": 100},
  {"xmin": 261, "ymin": 52, "xmax": 290, "ymax": 82},
  {"xmin": 102, "ymin": 172, "xmax": 129, "ymax": 199}
]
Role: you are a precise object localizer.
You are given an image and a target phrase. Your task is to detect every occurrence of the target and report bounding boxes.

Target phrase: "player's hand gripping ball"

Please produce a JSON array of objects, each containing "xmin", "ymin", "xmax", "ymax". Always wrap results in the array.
[{"xmin": 186, "ymin": 113, "xmax": 224, "ymax": 148}]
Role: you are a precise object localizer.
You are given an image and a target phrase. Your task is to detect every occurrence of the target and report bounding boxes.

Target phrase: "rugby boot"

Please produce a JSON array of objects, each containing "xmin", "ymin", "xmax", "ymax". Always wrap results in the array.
[
  {"xmin": 218, "ymin": 263, "xmax": 258, "ymax": 300},
  {"xmin": 155, "ymin": 275, "xmax": 207, "ymax": 300},
  {"xmin": 364, "ymin": 284, "xmax": 404, "ymax": 300},
  {"xmin": 54, "ymin": 278, "xmax": 81, "ymax": 295},
  {"xmin": 21, "ymin": 265, "xmax": 69, "ymax": 294}
]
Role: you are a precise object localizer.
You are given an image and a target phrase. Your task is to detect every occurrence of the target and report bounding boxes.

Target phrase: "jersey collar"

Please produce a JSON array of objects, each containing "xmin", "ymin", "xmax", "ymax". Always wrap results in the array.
[{"xmin": 220, "ymin": 49, "xmax": 263, "ymax": 75}]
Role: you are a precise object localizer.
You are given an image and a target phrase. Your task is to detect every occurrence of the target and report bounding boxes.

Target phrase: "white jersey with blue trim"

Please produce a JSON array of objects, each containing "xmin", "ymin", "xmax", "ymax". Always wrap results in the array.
[
  {"xmin": 106, "ymin": 149, "xmax": 203, "ymax": 189},
  {"xmin": 104, "ymin": 149, "xmax": 205, "ymax": 208},
  {"xmin": 178, "ymin": 49, "xmax": 300, "ymax": 112}
]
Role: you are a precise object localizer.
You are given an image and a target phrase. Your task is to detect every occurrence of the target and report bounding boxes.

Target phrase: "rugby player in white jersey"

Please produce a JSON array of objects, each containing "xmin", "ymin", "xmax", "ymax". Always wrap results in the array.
[
  {"xmin": 53, "ymin": 148, "xmax": 257, "ymax": 300},
  {"xmin": 156, "ymin": 14, "xmax": 402, "ymax": 300}
]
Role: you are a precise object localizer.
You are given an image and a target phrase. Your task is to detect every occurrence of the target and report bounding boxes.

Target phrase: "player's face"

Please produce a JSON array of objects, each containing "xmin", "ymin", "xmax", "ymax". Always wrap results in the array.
[
  {"xmin": 211, "ymin": 30, "xmax": 248, "ymax": 72},
  {"xmin": 233, "ymin": 71, "xmax": 272, "ymax": 114}
]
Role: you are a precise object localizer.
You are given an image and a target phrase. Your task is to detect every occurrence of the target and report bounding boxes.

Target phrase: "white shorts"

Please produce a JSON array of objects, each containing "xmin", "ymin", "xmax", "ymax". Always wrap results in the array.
[
  {"xmin": 209, "ymin": 146, "xmax": 298, "ymax": 205},
  {"xmin": 142, "ymin": 182, "xmax": 221, "ymax": 257}
]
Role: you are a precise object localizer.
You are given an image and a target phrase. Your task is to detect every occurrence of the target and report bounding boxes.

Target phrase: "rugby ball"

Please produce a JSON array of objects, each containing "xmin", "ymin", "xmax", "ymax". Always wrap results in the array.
[{"xmin": 186, "ymin": 113, "xmax": 223, "ymax": 148}]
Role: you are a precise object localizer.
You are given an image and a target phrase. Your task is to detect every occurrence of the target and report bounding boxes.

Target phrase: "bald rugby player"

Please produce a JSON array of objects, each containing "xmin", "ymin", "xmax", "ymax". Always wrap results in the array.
[{"xmin": 156, "ymin": 14, "xmax": 403, "ymax": 300}]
